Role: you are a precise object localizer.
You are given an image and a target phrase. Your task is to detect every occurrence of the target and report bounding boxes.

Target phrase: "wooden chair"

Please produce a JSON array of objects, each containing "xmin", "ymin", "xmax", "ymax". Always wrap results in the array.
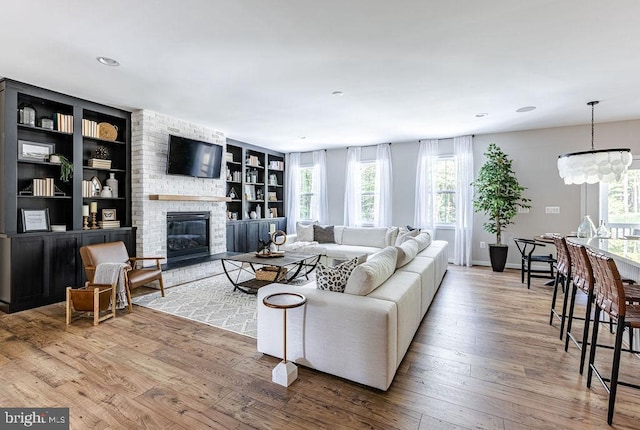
[
  {"xmin": 586, "ymin": 248, "xmax": 640, "ymax": 425},
  {"xmin": 79, "ymin": 241, "xmax": 165, "ymax": 313},
  {"xmin": 66, "ymin": 282, "xmax": 116, "ymax": 326}
]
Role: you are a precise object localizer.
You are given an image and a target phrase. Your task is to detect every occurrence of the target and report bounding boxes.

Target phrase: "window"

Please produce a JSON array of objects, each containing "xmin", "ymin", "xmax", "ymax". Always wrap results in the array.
[
  {"xmin": 360, "ymin": 161, "xmax": 377, "ymax": 225},
  {"xmin": 299, "ymin": 166, "xmax": 314, "ymax": 220},
  {"xmin": 436, "ymin": 157, "xmax": 456, "ymax": 224}
]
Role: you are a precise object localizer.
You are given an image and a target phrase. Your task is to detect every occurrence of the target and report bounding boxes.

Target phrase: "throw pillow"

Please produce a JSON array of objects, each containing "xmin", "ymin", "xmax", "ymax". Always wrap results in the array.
[
  {"xmin": 316, "ymin": 257, "xmax": 358, "ymax": 293},
  {"xmin": 344, "ymin": 246, "xmax": 398, "ymax": 296},
  {"xmin": 414, "ymin": 232, "xmax": 432, "ymax": 252},
  {"xmin": 406, "ymin": 225, "xmax": 420, "ymax": 232},
  {"xmin": 395, "ymin": 238, "xmax": 420, "ymax": 268},
  {"xmin": 313, "ymin": 225, "xmax": 335, "ymax": 243},
  {"xmin": 395, "ymin": 228, "xmax": 420, "ymax": 246},
  {"xmin": 296, "ymin": 222, "xmax": 316, "ymax": 242}
]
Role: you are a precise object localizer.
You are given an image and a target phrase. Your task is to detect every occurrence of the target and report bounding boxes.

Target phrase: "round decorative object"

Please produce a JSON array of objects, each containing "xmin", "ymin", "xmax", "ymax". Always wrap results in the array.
[
  {"xmin": 271, "ymin": 230, "xmax": 287, "ymax": 246},
  {"xmin": 97, "ymin": 122, "xmax": 118, "ymax": 141}
]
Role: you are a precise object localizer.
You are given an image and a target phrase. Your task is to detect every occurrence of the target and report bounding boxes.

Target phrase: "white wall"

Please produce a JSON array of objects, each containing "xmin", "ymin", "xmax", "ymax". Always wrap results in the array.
[{"xmin": 318, "ymin": 118, "xmax": 640, "ymax": 266}]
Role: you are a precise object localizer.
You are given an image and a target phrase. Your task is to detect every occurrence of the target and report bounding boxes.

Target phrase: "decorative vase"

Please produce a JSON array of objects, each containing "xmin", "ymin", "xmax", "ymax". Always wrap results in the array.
[
  {"xmin": 577, "ymin": 215, "xmax": 596, "ymax": 238},
  {"xmin": 250, "ymin": 211, "xmax": 257, "ymax": 219},
  {"xmin": 106, "ymin": 173, "xmax": 118, "ymax": 198},
  {"xmin": 256, "ymin": 205, "xmax": 261, "ymax": 219},
  {"xmin": 596, "ymin": 220, "xmax": 611, "ymax": 238}
]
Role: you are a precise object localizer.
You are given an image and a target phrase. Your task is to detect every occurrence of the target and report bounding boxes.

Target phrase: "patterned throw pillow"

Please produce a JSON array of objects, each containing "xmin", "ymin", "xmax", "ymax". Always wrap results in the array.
[
  {"xmin": 313, "ymin": 225, "xmax": 335, "ymax": 243},
  {"xmin": 316, "ymin": 257, "xmax": 358, "ymax": 293}
]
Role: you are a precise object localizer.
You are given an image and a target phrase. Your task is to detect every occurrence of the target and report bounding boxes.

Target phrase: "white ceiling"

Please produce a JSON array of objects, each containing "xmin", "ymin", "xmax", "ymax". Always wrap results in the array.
[{"xmin": 2, "ymin": 1, "xmax": 640, "ymax": 152}]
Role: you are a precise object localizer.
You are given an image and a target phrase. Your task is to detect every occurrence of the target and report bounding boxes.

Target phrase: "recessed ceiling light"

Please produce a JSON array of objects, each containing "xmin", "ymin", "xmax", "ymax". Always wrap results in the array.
[
  {"xmin": 300, "ymin": 137, "xmax": 306, "ymax": 140},
  {"xmin": 516, "ymin": 106, "xmax": 536, "ymax": 113},
  {"xmin": 332, "ymin": 91, "xmax": 344, "ymax": 96},
  {"xmin": 475, "ymin": 113, "xmax": 488, "ymax": 118},
  {"xmin": 96, "ymin": 56, "xmax": 120, "ymax": 67}
]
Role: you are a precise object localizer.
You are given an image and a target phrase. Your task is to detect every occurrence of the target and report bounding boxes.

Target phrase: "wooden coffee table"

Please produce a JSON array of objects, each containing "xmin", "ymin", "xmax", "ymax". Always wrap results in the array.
[{"xmin": 220, "ymin": 252, "xmax": 321, "ymax": 294}]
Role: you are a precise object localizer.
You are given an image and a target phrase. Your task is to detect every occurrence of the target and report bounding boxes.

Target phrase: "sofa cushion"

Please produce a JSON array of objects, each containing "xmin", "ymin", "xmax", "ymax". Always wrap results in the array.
[
  {"xmin": 297, "ymin": 222, "xmax": 316, "ymax": 242},
  {"xmin": 319, "ymin": 243, "xmax": 381, "ymax": 259},
  {"xmin": 316, "ymin": 257, "xmax": 358, "ymax": 292},
  {"xmin": 314, "ymin": 225, "xmax": 335, "ymax": 243},
  {"xmin": 395, "ymin": 228, "xmax": 420, "ymax": 245},
  {"xmin": 343, "ymin": 227, "xmax": 388, "ymax": 248},
  {"xmin": 345, "ymin": 246, "xmax": 398, "ymax": 296},
  {"xmin": 334, "ymin": 225, "xmax": 345, "ymax": 244},
  {"xmin": 414, "ymin": 232, "xmax": 432, "ymax": 252},
  {"xmin": 395, "ymin": 238, "xmax": 419, "ymax": 268}
]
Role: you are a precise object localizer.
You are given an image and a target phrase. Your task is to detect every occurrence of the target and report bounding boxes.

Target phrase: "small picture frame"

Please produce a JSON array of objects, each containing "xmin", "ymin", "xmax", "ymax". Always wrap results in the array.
[
  {"xmin": 21, "ymin": 208, "xmax": 51, "ymax": 233},
  {"xmin": 270, "ymin": 208, "xmax": 278, "ymax": 218},
  {"xmin": 18, "ymin": 140, "xmax": 55, "ymax": 161},
  {"xmin": 102, "ymin": 209, "xmax": 117, "ymax": 221}
]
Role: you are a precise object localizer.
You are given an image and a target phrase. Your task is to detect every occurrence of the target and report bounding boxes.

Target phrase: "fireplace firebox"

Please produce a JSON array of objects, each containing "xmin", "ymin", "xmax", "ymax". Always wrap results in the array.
[{"xmin": 166, "ymin": 212, "xmax": 210, "ymax": 263}]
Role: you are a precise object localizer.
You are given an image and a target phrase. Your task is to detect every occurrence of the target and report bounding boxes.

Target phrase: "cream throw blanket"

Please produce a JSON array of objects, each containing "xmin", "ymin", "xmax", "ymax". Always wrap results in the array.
[{"xmin": 94, "ymin": 262, "xmax": 130, "ymax": 310}]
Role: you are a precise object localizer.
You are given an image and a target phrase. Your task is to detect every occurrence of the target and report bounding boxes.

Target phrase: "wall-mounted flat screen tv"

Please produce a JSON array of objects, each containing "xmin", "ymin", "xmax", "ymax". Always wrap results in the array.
[{"xmin": 166, "ymin": 135, "xmax": 223, "ymax": 179}]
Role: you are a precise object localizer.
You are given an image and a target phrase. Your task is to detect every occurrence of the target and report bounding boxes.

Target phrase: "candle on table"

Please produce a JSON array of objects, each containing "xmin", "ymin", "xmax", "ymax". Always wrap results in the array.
[
  {"xmin": 82, "ymin": 205, "xmax": 89, "ymax": 217},
  {"xmin": 269, "ymin": 223, "xmax": 276, "ymax": 234},
  {"xmin": 90, "ymin": 202, "xmax": 98, "ymax": 213}
]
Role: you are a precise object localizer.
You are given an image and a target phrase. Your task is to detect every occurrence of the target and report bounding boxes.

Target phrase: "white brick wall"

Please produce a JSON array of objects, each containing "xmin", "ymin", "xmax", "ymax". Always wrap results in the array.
[{"xmin": 131, "ymin": 110, "xmax": 227, "ymax": 286}]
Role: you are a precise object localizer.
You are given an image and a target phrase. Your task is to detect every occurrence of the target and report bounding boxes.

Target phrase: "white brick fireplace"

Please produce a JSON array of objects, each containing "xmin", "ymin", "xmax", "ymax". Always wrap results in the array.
[{"xmin": 131, "ymin": 110, "xmax": 227, "ymax": 286}]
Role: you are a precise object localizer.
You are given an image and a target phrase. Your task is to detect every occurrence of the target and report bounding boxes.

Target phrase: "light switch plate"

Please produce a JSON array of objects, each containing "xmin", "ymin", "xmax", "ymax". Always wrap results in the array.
[{"xmin": 545, "ymin": 206, "xmax": 560, "ymax": 214}]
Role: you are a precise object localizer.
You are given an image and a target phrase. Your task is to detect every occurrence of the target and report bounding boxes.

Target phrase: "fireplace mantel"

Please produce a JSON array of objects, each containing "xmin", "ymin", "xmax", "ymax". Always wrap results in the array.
[{"xmin": 149, "ymin": 194, "xmax": 231, "ymax": 202}]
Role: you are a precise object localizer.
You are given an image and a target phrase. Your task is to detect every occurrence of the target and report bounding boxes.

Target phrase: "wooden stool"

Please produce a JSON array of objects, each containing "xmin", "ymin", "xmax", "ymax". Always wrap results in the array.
[{"xmin": 66, "ymin": 282, "xmax": 116, "ymax": 326}]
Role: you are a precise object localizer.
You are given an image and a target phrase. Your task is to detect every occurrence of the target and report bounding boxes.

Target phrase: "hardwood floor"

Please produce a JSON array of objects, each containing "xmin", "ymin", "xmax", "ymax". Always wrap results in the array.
[{"xmin": 2, "ymin": 265, "xmax": 640, "ymax": 429}]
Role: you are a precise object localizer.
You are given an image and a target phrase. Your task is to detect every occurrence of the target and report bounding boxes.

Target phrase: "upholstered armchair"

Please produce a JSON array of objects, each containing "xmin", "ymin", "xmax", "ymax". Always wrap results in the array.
[{"xmin": 79, "ymin": 241, "xmax": 165, "ymax": 312}]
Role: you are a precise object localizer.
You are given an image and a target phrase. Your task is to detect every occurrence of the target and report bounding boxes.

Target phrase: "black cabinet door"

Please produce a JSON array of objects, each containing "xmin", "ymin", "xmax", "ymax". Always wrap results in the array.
[
  {"xmin": 245, "ymin": 221, "xmax": 261, "ymax": 253},
  {"xmin": 49, "ymin": 234, "xmax": 81, "ymax": 299},
  {"xmin": 11, "ymin": 236, "xmax": 46, "ymax": 310}
]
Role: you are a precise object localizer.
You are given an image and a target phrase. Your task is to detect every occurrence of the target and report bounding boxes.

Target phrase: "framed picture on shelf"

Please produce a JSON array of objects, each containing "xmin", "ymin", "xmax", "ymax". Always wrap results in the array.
[
  {"xmin": 268, "ymin": 191, "xmax": 277, "ymax": 201},
  {"xmin": 18, "ymin": 140, "xmax": 55, "ymax": 161},
  {"xmin": 244, "ymin": 184, "xmax": 256, "ymax": 201},
  {"xmin": 270, "ymin": 208, "xmax": 278, "ymax": 218},
  {"xmin": 102, "ymin": 209, "xmax": 117, "ymax": 221},
  {"xmin": 21, "ymin": 208, "xmax": 51, "ymax": 233}
]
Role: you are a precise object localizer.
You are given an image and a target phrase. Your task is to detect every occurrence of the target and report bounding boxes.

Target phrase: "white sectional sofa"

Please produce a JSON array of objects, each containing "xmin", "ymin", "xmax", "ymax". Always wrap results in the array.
[{"xmin": 257, "ymin": 226, "xmax": 449, "ymax": 391}]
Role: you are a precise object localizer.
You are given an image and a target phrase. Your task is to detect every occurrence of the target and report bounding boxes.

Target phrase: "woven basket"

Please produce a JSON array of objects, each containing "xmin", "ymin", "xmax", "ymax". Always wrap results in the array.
[{"xmin": 255, "ymin": 267, "xmax": 287, "ymax": 281}]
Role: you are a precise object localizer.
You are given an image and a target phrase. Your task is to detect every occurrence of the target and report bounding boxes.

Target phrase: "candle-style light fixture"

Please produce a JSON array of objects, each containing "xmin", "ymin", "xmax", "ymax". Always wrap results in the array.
[
  {"xmin": 82, "ymin": 204, "xmax": 90, "ymax": 230},
  {"xmin": 89, "ymin": 201, "xmax": 98, "ymax": 229},
  {"xmin": 557, "ymin": 101, "xmax": 632, "ymax": 184}
]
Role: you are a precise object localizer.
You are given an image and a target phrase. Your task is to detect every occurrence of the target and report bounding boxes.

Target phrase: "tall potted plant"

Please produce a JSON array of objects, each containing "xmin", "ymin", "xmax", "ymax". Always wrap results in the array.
[{"xmin": 472, "ymin": 143, "xmax": 530, "ymax": 272}]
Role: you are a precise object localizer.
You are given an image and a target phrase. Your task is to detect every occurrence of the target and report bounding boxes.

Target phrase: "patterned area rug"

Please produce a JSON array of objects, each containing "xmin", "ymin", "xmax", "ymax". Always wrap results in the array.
[{"xmin": 132, "ymin": 271, "xmax": 314, "ymax": 338}]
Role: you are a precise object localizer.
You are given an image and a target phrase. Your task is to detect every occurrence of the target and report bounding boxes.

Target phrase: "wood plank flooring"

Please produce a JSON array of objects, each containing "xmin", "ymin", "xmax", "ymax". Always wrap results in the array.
[{"xmin": 2, "ymin": 266, "xmax": 640, "ymax": 429}]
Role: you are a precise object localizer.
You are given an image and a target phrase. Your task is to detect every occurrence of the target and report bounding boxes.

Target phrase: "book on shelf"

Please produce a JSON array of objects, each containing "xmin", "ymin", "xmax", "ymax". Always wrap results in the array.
[
  {"xmin": 32, "ymin": 178, "xmax": 55, "ymax": 196},
  {"xmin": 88, "ymin": 159, "xmax": 112, "ymax": 169},
  {"xmin": 53, "ymin": 113, "xmax": 73, "ymax": 133},
  {"xmin": 98, "ymin": 220, "xmax": 121, "ymax": 229},
  {"xmin": 82, "ymin": 119, "xmax": 100, "ymax": 138},
  {"xmin": 246, "ymin": 155, "xmax": 261, "ymax": 167},
  {"xmin": 269, "ymin": 160, "xmax": 284, "ymax": 170}
]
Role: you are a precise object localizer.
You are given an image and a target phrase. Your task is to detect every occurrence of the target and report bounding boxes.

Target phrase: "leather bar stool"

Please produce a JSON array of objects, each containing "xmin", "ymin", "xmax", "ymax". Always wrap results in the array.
[
  {"xmin": 550, "ymin": 234, "xmax": 571, "ymax": 339},
  {"xmin": 564, "ymin": 241, "xmax": 595, "ymax": 374},
  {"xmin": 585, "ymin": 248, "xmax": 640, "ymax": 425}
]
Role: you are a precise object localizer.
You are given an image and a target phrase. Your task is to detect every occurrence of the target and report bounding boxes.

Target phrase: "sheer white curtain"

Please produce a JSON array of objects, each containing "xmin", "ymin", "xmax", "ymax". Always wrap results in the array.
[
  {"xmin": 414, "ymin": 139, "xmax": 439, "ymax": 232},
  {"xmin": 285, "ymin": 152, "xmax": 301, "ymax": 234},
  {"xmin": 312, "ymin": 150, "xmax": 329, "ymax": 224},
  {"xmin": 454, "ymin": 135, "xmax": 474, "ymax": 266},
  {"xmin": 375, "ymin": 143, "xmax": 392, "ymax": 227},
  {"xmin": 344, "ymin": 147, "xmax": 362, "ymax": 226}
]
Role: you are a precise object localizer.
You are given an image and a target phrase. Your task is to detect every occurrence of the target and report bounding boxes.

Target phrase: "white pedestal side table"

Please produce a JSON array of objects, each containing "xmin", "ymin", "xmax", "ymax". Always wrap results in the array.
[{"xmin": 262, "ymin": 292, "xmax": 307, "ymax": 387}]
